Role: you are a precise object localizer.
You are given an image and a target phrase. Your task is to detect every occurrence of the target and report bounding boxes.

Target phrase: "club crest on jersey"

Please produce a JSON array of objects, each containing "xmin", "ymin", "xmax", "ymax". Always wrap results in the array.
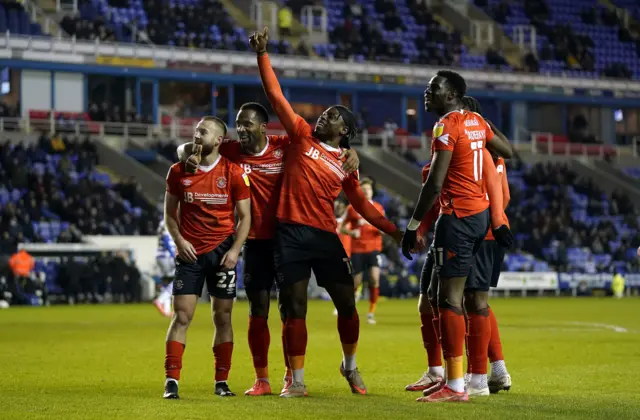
[
  {"xmin": 433, "ymin": 123, "xmax": 444, "ymax": 138},
  {"xmin": 182, "ymin": 179, "xmax": 192, "ymax": 186},
  {"xmin": 216, "ymin": 176, "xmax": 227, "ymax": 188},
  {"xmin": 273, "ymin": 149, "xmax": 283, "ymax": 158}
]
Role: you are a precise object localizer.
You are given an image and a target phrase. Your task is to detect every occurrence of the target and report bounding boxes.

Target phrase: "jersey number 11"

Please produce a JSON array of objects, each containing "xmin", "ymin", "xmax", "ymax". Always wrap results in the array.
[{"xmin": 470, "ymin": 141, "xmax": 483, "ymax": 182}]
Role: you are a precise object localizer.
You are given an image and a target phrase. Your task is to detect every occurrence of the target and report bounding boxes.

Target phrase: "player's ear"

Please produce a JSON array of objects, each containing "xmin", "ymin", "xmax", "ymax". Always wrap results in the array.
[
  {"xmin": 260, "ymin": 122, "xmax": 267, "ymax": 135},
  {"xmin": 340, "ymin": 123, "xmax": 348, "ymax": 137}
]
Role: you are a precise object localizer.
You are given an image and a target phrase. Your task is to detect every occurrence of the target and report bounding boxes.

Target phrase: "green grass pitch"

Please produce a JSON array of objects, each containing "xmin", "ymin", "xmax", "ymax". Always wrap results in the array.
[{"xmin": 3, "ymin": 297, "xmax": 640, "ymax": 420}]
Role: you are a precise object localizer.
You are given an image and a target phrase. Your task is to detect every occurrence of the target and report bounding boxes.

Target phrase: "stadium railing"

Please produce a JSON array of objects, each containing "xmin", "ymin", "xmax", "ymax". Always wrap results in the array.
[
  {"xmin": 2, "ymin": 115, "xmax": 432, "ymax": 151},
  {"xmin": 3, "ymin": 116, "xmax": 637, "ymax": 160},
  {"xmin": 530, "ymin": 132, "xmax": 634, "ymax": 159}
]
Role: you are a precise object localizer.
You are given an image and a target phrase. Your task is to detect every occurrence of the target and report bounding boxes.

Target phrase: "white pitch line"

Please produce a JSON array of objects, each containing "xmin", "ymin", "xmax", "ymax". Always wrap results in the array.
[{"xmin": 566, "ymin": 322, "xmax": 628, "ymax": 333}]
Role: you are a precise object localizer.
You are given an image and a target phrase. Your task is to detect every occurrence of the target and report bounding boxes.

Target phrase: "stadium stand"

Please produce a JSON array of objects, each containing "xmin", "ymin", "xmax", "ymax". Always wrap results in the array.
[
  {"xmin": 0, "ymin": 133, "xmax": 159, "ymax": 305},
  {"xmin": 475, "ymin": 0, "xmax": 638, "ymax": 78},
  {"xmin": 624, "ymin": 167, "xmax": 640, "ymax": 178},
  {"xmin": 4, "ymin": 0, "xmax": 638, "ymax": 79},
  {"xmin": 0, "ymin": 135, "xmax": 160, "ymax": 246},
  {"xmin": 0, "ymin": 0, "xmax": 44, "ymax": 37}
]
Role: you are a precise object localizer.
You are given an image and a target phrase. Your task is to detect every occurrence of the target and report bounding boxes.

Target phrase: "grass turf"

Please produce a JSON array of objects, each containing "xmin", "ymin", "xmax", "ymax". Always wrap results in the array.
[{"xmin": 2, "ymin": 297, "xmax": 640, "ymax": 420}]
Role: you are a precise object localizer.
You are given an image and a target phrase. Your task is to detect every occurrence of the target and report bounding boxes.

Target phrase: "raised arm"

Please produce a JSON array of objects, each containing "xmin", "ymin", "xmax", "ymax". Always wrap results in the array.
[{"xmin": 250, "ymin": 28, "xmax": 301, "ymax": 136}]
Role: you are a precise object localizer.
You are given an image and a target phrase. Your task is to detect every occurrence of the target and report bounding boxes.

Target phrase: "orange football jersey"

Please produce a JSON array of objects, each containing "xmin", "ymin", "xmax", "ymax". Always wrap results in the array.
[
  {"xmin": 345, "ymin": 201, "xmax": 385, "ymax": 253},
  {"xmin": 431, "ymin": 109, "xmax": 495, "ymax": 217},
  {"xmin": 166, "ymin": 156, "xmax": 250, "ymax": 255},
  {"xmin": 220, "ymin": 135, "xmax": 288, "ymax": 240}
]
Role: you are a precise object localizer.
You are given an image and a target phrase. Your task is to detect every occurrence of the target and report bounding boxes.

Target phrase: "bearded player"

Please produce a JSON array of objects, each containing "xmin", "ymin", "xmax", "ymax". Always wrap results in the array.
[
  {"xmin": 461, "ymin": 96, "xmax": 512, "ymax": 396},
  {"xmin": 177, "ymin": 103, "xmax": 360, "ymax": 396},
  {"xmin": 340, "ymin": 178, "xmax": 385, "ymax": 325},
  {"xmin": 251, "ymin": 27, "xmax": 403, "ymax": 397},
  {"xmin": 401, "ymin": 71, "xmax": 514, "ymax": 402},
  {"xmin": 163, "ymin": 116, "xmax": 251, "ymax": 400}
]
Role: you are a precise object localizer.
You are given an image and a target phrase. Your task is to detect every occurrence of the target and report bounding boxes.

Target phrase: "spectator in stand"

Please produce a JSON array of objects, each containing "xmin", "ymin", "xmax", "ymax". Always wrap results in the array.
[
  {"xmin": 344, "ymin": 0, "xmax": 363, "ymax": 19},
  {"xmin": 486, "ymin": 46, "xmax": 509, "ymax": 69},
  {"xmin": 523, "ymin": 49, "xmax": 540, "ymax": 73},
  {"xmin": 568, "ymin": 115, "xmax": 597, "ymax": 144}
]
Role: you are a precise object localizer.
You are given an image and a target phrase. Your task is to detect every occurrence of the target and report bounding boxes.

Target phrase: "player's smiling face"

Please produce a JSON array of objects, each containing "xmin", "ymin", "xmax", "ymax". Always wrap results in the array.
[
  {"xmin": 424, "ymin": 76, "xmax": 449, "ymax": 115},
  {"xmin": 235, "ymin": 109, "xmax": 265, "ymax": 147},
  {"xmin": 194, "ymin": 119, "xmax": 222, "ymax": 155},
  {"xmin": 313, "ymin": 107, "xmax": 345, "ymax": 141}
]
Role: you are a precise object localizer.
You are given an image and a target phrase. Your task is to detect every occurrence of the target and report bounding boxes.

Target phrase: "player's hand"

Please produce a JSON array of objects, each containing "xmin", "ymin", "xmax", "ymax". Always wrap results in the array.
[
  {"xmin": 412, "ymin": 234, "xmax": 426, "ymax": 253},
  {"xmin": 249, "ymin": 27, "xmax": 269, "ymax": 54},
  {"xmin": 492, "ymin": 225, "xmax": 514, "ymax": 249},
  {"xmin": 177, "ymin": 238, "xmax": 197, "ymax": 263},
  {"xmin": 401, "ymin": 230, "xmax": 417, "ymax": 260},
  {"xmin": 185, "ymin": 143, "xmax": 203, "ymax": 174},
  {"xmin": 221, "ymin": 248, "xmax": 240, "ymax": 269},
  {"xmin": 340, "ymin": 149, "xmax": 359, "ymax": 174},
  {"xmin": 350, "ymin": 229, "xmax": 361, "ymax": 239},
  {"xmin": 391, "ymin": 229, "xmax": 404, "ymax": 246}
]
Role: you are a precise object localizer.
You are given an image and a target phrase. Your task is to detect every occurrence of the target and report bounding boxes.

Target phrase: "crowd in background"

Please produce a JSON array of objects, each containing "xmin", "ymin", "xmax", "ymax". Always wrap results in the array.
[
  {"xmin": 48, "ymin": 0, "xmax": 637, "ymax": 79},
  {"xmin": 0, "ymin": 135, "xmax": 159, "ymax": 248}
]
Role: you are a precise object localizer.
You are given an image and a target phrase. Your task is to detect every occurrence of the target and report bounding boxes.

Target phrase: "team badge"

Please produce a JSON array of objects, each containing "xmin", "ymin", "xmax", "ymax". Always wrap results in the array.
[
  {"xmin": 217, "ymin": 176, "xmax": 227, "ymax": 188},
  {"xmin": 174, "ymin": 279, "xmax": 183, "ymax": 290},
  {"xmin": 433, "ymin": 122, "xmax": 444, "ymax": 138},
  {"xmin": 182, "ymin": 179, "xmax": 192, "ymax": 186},
  {"xmin": 273, "ymin": 149, "xmax": 283, "ymax": 158}
]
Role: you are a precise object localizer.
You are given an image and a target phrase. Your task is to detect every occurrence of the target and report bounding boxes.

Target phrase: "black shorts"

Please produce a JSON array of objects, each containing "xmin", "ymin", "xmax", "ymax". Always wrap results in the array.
[
  {"xmin": 274, "ymin": 222, "xmax": 352, "ymax": 289},
  {"xmin": 433, "ymin": 209, "xmax": 490, "ymax": 279},
  {"xmin": 419, "ymin": 246, "xmax": 435, "ymax": 295},
  {"xmin": 490, "ymin": 241, "xmax": 506, "ymax": 288},
  {"xmin": 243, "ymin": 239, "xmax": 277, "ymax": 293},
  {"xmin": 351, "ymin": 252, "xmax": 381, "ymax": 275},
  {"xmin": 173, "ymin": 236, "xmax": 237, "ymax": 299}
]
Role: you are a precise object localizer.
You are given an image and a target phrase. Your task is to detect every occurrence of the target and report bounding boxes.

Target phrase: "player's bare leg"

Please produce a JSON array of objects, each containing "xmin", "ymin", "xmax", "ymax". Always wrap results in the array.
[
  {"xmin": 367, "ymin": 266, "xmax": 380, "ymax": 324},
  {"xmin": 278, "ymin": 296, "xmax": 293, "ymax": 393},
  {"xmin": 407, "ymin": 268, "xmax": 445, "ymax": 393},
  {"xmin": 279, "ymin": 279, "xmax": 310, "ymax": 398},
  {"xmin": 464, "ymin": 290, "xmax": 491, "ymax": 396},
  {"xmin": 163, "ymin": 294, "xmax": 198, "ymax": 399},
  {"xmin": 245, "ymin": 289, "xmax": 273, "ymax": 396},
  {"xmin": 417, "ymin": 275, "xmax": 468, "ymax": 403},
  {"xmin": 211, "ymin": 296, "xmax": 236, "ymax": 397},
  {"xmin": 325, "ymin": 281, "xmax": 367, "ymax": 395},
  {"xmin": 487, "ymin": 306, "xmax": 511, "ymax": 393}
]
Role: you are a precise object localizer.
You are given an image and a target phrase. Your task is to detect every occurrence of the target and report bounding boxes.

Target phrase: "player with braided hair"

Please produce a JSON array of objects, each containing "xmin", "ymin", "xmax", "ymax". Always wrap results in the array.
[{"xmin": 250, "ymin": 27, "xmax": 403, "ymax": 398}]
